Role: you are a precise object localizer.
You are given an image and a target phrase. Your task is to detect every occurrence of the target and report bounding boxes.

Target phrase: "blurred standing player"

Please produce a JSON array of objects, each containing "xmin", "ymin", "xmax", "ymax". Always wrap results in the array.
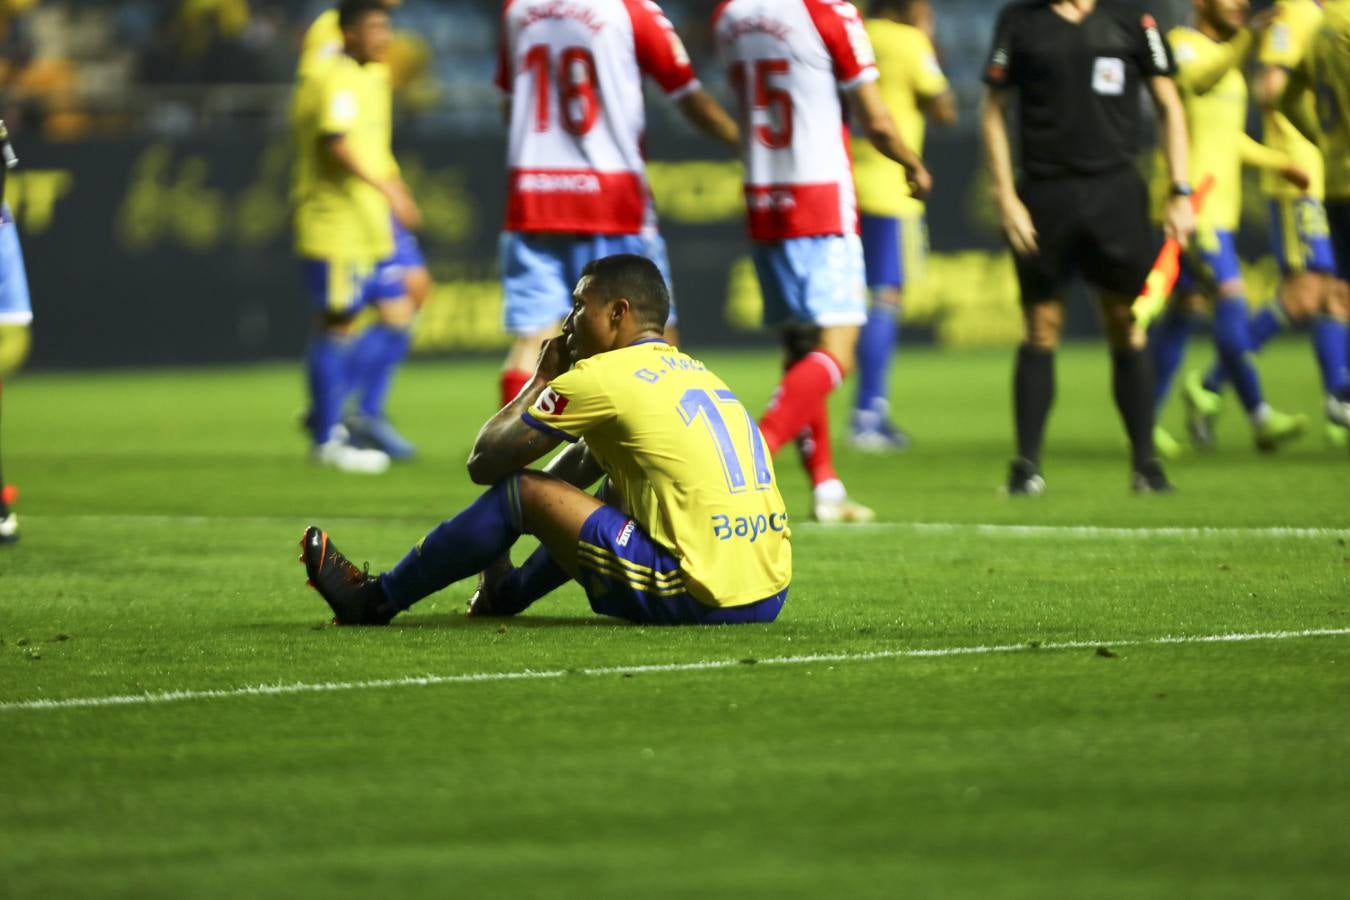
[
  {"xmin": 1195, "ymin": 0, "xmax": 1350, "ymax": 443},
  {"xmin": 714, "ymin": 0, "xmax": 932, "ymax": 523},
  {"xmin": 297, "ymin": 0, "xmax": 428, "ymax": 459},
  {"xmin": 292, "ymin": 0, "xmax": 420, "ymax": 472},
  {"xmin": 1283, "ymin": 0, "xmax": 1350, "ymax": 421},
  {"xmin": 1147, "ymin": 0, "xmax": 1309, "ymax": 453},
  {"xmin": 0, "ymin": 119, "xmax": 29, "ymax": 544},
  {"xmin": 982, "ymin": 0, "xmax": 1194, "ymax": 494},
  {"xmin": 849, "ymin": 0, "xmax": 956, "ymax": 451},
  {"xmin": 493, "ymin": 0, "xmax": 739, "ymax": 408}
]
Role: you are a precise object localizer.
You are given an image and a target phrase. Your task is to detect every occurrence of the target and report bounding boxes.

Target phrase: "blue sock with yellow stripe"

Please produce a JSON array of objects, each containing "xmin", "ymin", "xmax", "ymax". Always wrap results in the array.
[
  {"xmin": 1312, "ymin": 316, "xmax": 1349, "ymax": 396},
  {"xmin": 350, "ymin": 323, "xmax": 412, "ymax": 419},
  {"xmin": 1212, "ymin": 297, "xmax": 1264, "ymax": 413},
  {"xmin": 379, "ymin": 477, "xmax": 523, "ymax": 610},
  {"xmin": 306, "ymin": 331, "xmax": 349, "ymax": 445},
  {"xmin": 1203, "ymin": 304, "xmax": 1283, "ymax": 394},
  {"xmin": 1150, "ymin": 306, "xmax": 1193, "ymax": 414},
  {"xmin": 495, "ymin": 544, "xmax": 570, "ymax": 615}
]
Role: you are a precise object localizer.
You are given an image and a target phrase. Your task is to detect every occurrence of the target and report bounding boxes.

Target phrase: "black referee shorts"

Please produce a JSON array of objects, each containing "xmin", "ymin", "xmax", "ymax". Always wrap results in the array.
[{"xmin": 1013, "ymin": 166, "xmax": 1158, "ymax": 305}]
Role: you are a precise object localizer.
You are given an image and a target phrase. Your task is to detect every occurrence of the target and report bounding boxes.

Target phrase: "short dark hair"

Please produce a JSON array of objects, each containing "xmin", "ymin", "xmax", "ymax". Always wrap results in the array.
[
  {"xmin": 579, "ymin": 254, "xmax": 671, "ymax": 332},
  {"xmin": 338, "ymin": 0, "xmax": 388, "ymax": 30}
]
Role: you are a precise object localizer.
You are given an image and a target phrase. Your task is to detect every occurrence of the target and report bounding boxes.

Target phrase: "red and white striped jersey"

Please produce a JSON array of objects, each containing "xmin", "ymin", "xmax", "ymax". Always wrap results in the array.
[
  {"xmin": 495, "ymin": 0, "xmax": 699, "ymax": 234},
  {"xmin": 713, "ymin": 0, "xmax": 878, "ymax": 241}
]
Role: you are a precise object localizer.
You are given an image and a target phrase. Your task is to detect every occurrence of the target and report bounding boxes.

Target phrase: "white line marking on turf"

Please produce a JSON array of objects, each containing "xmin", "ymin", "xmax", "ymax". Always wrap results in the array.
[
  {"xmin": 29, "ymin": 515, "xmax": 1350, "ymax": 539},
  {"xmin": 3, "ymin": 628, "xmax": 1346, "ymax": 714}
]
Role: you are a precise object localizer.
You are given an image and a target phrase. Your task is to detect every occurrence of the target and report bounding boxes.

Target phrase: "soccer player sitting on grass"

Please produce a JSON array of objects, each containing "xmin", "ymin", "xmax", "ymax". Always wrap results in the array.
[{"xmin": 301, "ymin": 254, "xmax": 792, "ymax": 626}]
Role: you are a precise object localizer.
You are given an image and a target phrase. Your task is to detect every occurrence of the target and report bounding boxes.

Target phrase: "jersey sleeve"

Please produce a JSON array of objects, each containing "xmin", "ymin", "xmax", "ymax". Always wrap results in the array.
[
  {"xmin": 521, "ymin": 363, "xmax": 616, "ymax": 443},
  {"xmin": 908, "ymin": 31, "xmax": 950, "ymax": 100},
  {"xmin": 1259, "ymin": 4, "xmax": 1316, "ymax": 69},
  {"xmin": 1134, "ymin": 12, "xmax": 1176, "ymax": 78},
  {"xmin": 804, "ymin": 0, "xmax": 879, "ymax": 91},
  {"xmin": 623, "ymin": 0, "xmax": 700, "ymax": 99},
  {"xmin": 982, "ymin": 4, "xmax": 1017, "ymax": 88},
  {"xmin": 317, "ymin": 65, "xmax": 360, "ymax": 136}
]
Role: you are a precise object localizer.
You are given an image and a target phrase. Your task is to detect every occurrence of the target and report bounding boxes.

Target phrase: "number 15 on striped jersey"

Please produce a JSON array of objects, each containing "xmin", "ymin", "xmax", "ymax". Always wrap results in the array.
[{"xmin": 678, "ymin": 388, "xmax": 773, "ymax": 494}]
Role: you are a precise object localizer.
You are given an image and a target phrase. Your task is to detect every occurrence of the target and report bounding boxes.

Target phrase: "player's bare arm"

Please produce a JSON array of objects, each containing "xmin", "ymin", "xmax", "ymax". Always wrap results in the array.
[
  {"xmin": 322, "ymin": 134, "xmax": 421, "ymax": 229},
  {"xmin": 920, "ymin": 89, "xmax": 958, "ymax": 127},
  {"xmin": 1278, "ymin": 68, "xmax": 1322, "ymax": 146},
  {"xmin": 980, "ymin": 86, "xmax": 1037, "ymax": 256},
  {"xmin": 677, "ymin": 88, "xmax": 740, "ymax": 149},
  {"xmin": 846, "ymin": 80, "xmax": 931, "ymax": 199},
  {"xmin": 467, "ymin": 335, "xmax": 569, "ymax": 484},
  {"xmin": 1147, "ymin": 75, "xmax": 1195, "ymax": 244}
]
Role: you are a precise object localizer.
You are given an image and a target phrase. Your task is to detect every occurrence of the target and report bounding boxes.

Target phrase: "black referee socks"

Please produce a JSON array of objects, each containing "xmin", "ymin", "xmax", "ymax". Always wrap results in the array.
[
  {"xmin": 1014, "ymin": 344, "xmax": 1055, "ymax": 467},
  {"xmin": 1111, "ymin": 347, "xmax": 1157, "ymax": 468}
]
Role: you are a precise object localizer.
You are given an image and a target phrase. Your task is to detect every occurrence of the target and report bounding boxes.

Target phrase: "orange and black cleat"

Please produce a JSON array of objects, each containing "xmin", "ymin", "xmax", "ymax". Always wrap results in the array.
[{"xmin": 299, "ymin": 526, "xmax": 396, "ymax": 625}]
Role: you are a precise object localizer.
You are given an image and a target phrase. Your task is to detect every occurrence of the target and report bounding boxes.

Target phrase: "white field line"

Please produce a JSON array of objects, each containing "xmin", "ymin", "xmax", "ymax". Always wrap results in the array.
[
  {"xmin": 27, "ymin": 514, "xmax": 1350, "ymax": 540},
  {"xmin": 3, "ymin": 627, "xmax": 1346, "ymax": 714}
]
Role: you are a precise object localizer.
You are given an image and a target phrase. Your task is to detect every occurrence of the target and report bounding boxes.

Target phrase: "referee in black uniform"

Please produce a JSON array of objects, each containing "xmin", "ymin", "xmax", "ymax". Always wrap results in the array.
[{"xmin": 981, "ymin": 0, "xmax": 1195, "ymax": 494}]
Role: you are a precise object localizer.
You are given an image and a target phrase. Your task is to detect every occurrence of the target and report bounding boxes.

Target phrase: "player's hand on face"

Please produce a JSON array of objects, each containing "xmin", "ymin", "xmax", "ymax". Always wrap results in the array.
[
  {"xmin": 1164, "ymin": 195, "xmax": 1196, "ymax": 244},
  {"xmin": 999, "ymin": 196, "xmax": 1039, "ymax": 256},
  {"xmin": 1281, "ymin": 164, "xmax": 1311, "ymax": 192},
  {"xmin": 536, "ymin": 334, "xmax": 571, "ymax": 381},
  {"xmin": 906, "ymin": 163, "xmax": 933, "ymax": 201}
]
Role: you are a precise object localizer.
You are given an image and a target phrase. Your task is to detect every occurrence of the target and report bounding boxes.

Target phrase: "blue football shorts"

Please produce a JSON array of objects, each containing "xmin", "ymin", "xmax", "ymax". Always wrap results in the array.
[
  {"xmin": 391, "ymin": 216, "xmax": 426, "ymax": 271},
  {"xmin": 751, "ymin": 233, "xmax": 867, "ymax": 328},
  {"xmin": 1327, "ymin": 201, "xmax": 1350, "ymax": 280},
  {"xmin": 1268, "ymin": 197, "xmax": 1337, "ymax": 275},
  {"xmin": 576, "ymin": 504, "xmax": 786, "ymax": 626},
  {"xmin": 301, "ymin": 254, "xmax": 406, "ymax": 316},
  {"xmin": 0, "ymin": 208, "xmax": 33, "ymax": 326},
  {"xmin": 499, "ymin": 232, "xmax": 650, "ymax": 336},
  {"xmin": 1176, "ymin": 226, "xmax": 1242, "ymax": 294},
  {"xmin": 860, "ymin": 212, "xmax": 928, "ymax": 291}
]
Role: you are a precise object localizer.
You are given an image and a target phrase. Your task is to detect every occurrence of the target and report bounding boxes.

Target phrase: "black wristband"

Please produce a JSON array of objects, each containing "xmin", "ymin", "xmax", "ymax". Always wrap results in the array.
[{"xmin": 1170, "ymin": 181, "xmax": 1194, "ymax": 198}]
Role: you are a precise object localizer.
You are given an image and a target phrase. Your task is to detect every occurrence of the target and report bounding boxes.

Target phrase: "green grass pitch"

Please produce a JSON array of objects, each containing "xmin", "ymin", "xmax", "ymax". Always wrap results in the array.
[{"xmin": 1, "ymin": 340, "xmax": 1347, "ymax": 898}]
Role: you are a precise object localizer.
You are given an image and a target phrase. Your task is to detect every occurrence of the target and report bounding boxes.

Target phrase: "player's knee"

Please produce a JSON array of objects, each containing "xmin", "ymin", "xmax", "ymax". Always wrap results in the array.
[
  {"xmin": 1280, "ymin": 272, "xmax": 1323, "ymax": 321},
  {"xmin": 377, "ymin": 296, "xmax": 417, "ymax": 328},
  {"xmin": 1023, "ymin": 303, "xmax": 1063, "ymax": 350},
  {"xmin": 1328, "ymin": 279, "xmax": 1350, "ymax": 320},
  {"xmin": 818, "ymin": 326, "xmax": 858, "ymax": 377},
  {"xmin": 404, "ymin": 267, "xmax": 432, "ymax": 308},
  {"xmin": 870, "ymin": 286, "xmax": 901, "ymax": 313},
  {"xmin": 781, "ymin": 323, "xmax": 822, "ymax": 367},
  {"xmin": 0, "ymin": 325, "xmax": 31, "ymax": 378}
]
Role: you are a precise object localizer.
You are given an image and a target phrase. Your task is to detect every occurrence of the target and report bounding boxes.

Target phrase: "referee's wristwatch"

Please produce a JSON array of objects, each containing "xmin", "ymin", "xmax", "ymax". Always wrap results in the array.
[{"xmin": 1170, "ymin": 181, "xmax": 1194, "ymax": 198}]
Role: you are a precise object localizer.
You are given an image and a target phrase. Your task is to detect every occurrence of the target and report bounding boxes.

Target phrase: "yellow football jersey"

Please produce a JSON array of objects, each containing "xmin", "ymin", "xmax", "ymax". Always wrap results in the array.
[
  {"xmin": 292, "ymin": 54, "xmax": 395, "ymax": 260},
  {"xmin": 1298, "ymin": 0, "xmax": 1350, "ymax": 199},
  {"xmin": 298, "ymin": 8, "xmax": 343, "ymax": 78},
  {"xmin": 852, "ymin": 19, "xmax": 949, "ymax": 218},
  {"xmin": 1259, "ymin": 0, "xmax": 1325, "ymax": 200},
  {"xmin": 525, "ymin": 340, "xmax": 792, "ymax": 607},
  {"xmin": 1162, "ymin": 27, "xmax": 1259, "ymax": 229}
]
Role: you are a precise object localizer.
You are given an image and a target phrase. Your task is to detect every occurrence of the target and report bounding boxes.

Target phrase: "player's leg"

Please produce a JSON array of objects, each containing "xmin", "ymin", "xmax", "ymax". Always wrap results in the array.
[
  {"xmin": 1080, "ymin": 166, "xmax": 1170, "ymax": 489},
  {"xmin": 1199, "ymin": 231, "xmax": 1305, "ymax": 450},
  {"xmin": 851, "ymin": 213, "xmax": 908, "ymax": 451},
  {"xmin": 1326, "ymin": 200, "xmax": 1350, "ymax": 434},
  {"xmin": 301, "ymin": 258, "xmax": 391, "ymax": 473},
  {"xmin": 302, "ymin": 471, "xmax": 603, "ymax": 624},
  {"xmin": 499, "ymin": 232, "xmax": 570, "ymax": 407},
  {"xmin": 1147, "ymin": 261, "xmax": 1203, "ymax": 458},
  {"xmin": 0, "ymin": 212, "xmax": 32, "ymax": 543},
  {"xmin": 344, "ymin": 220, "xmax": 429, "ymax": 458},
  {"xmin": 753, "ymin": 235, "xmax": 871, "ymax": 522},
  {"xmin": 1010, "ymin": 296, "xmax": 1061, "ymax": 494}
]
